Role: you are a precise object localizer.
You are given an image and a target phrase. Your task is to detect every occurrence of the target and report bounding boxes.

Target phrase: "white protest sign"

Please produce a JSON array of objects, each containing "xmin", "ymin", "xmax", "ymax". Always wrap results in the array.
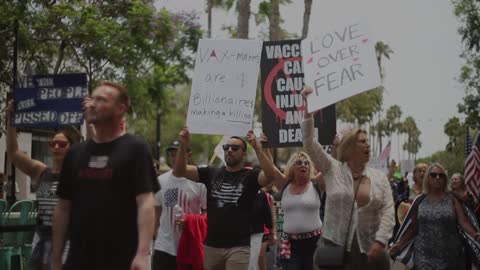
[
  {"xmin": 368, "ymin": 156, "xmax": 388, "ymax": 174},
  {"xmin": 401, "ymin": 160, "xmax": 415, "ymax": 178},
  {"xmin": 301, "ymin": 20, "xmax": 381, "ymax": 112},
  {"xmin": 187, "ymin": 39, "xmax": 262, "ymax": 136}
]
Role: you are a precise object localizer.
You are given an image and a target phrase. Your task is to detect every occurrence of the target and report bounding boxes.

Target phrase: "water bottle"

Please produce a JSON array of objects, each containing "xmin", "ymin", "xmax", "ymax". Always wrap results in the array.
[{"xmin": 173, "ymin": 204, "xmax": 184, "ymax": 224}]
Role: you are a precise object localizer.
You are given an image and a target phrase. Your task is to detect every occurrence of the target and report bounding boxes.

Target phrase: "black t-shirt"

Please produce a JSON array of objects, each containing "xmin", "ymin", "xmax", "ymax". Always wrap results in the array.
[
  {"xmin": 36, "ymin": 169, "xmax": 60, "ymax": 227},
  {"xmin": 198, "ymin": 165, "xmax": 261, "ymax": 248},
  {"xmin": 57, "ymin": 134, "xmax": 159, "ymax": 270},
  {"xmin": 251, "ymin": 191, "xmax": 272, "ymax": 234}
]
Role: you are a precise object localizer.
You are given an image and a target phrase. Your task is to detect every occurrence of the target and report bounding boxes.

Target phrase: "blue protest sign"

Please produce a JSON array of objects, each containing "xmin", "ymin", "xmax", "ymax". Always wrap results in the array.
[{"xmin": 13, "ymin": 73, "xmax": 88, "ymax": 127}]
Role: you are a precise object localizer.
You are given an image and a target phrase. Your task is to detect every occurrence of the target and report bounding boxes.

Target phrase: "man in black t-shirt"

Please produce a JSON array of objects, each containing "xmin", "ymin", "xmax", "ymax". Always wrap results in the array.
[
  {"xmin": 172, "ymin": 127, "xmax": 282, "ymax": 270},
  {"xmin": 52, "ymin": 82, "xmax": 159, "ymax": 270}
]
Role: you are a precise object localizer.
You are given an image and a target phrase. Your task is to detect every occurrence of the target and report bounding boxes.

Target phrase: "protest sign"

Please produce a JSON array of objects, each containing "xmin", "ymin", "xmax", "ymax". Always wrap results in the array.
[
  {"xmin": 401, "ymin": 160, "xmax": 415, "ymax": 178},
  {"xmin": 13, "ymin": 73, "xmax": 88, "ymax": 127},
  {"xmin": 187, "ymin": 39, "xmax": 262, "ymax": 136},
  {"xmin": 261, "ymin": 39, "xmax": 336, "ymax": 147},
  {"xmin": 368, "ymin": 156, "xmax": 388, "ymax": 174},
  {"xmin": 302, "ymin": 20, "xmax": 381, "ymax": 112}
]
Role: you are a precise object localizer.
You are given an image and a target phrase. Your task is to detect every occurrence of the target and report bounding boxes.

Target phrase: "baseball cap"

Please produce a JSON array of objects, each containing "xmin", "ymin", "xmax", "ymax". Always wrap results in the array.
[{"xmin": 166, "ymin": 140, "xmax": 191, "ymax": 152}]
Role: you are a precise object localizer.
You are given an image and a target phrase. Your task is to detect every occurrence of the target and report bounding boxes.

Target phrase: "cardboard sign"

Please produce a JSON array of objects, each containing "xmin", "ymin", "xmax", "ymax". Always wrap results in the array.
[
  {"xmin": 13, "ymin": 73, "xmax": 88, "ymax": 127},
  {"xmin": 302, "ymin": 20, "xmax": 381, "ymax": 112},
  {"xmin": 187, "ymin": 39, "xmax": 262, "ymax": 136},
  {"xmin": 261, "ymin": 39, "xmax": 336, "ymax": 147},
  {"xmin": 401, "ymin": 160, "xmax": 415, "ymax": 178}
]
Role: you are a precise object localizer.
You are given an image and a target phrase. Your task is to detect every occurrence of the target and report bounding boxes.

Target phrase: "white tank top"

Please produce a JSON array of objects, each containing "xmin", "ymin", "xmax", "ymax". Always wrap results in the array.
[{"xmin": 281, "ymin": 181, "xmax": 322, "ymax": 234}]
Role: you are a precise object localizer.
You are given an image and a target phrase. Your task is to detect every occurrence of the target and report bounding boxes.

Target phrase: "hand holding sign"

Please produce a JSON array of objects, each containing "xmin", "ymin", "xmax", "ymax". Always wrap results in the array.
[{"xmin": 300, "ymin": 86, "xmax": 314, "ymax": 119}]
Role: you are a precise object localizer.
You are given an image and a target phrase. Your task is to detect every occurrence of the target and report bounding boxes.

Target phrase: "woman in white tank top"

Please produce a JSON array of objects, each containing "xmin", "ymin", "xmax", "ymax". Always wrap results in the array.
[{"xmin": 276, "ymin": 152, "xmax": 324, "ymax": 270}]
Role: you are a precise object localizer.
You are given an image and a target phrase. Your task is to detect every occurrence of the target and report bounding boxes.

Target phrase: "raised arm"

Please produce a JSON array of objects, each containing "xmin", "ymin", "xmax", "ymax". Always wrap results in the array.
[
  {"xmin": 246, "ymin": 130, "xmax": 286, "ymax": 187},
  {"xmin": 6, "ymin": 100, "xmax": 47, "ymax": 180},
  {"xmin": 300, "ymin": 87, "xmax": 333, "ymax": 174},
  {"xmin": 82, "ymin": 96, "xmax": 96, "ymax": 139},
  {"xmin": 172, "ymin": 126, "xmax": 199, "ymax": 181}
]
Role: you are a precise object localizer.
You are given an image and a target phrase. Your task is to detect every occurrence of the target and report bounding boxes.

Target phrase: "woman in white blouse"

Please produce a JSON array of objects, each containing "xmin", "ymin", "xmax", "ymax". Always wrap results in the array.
[{"xmin": 301, "ymin": 87, "xmax": 395, "ymax": 270}]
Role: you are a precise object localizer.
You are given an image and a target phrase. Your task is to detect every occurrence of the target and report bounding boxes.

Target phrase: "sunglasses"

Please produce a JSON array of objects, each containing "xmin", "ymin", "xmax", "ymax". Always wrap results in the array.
[
  {"xmin": 222, "ymin": 144, "xmax": 243, "ymax": 152},
  {"xmin": 429, "ymin": 172, "xmax": 446, "ymax": 179},
  {"xmin": 48, "ymin": 140, "xmax": 69, "ymax": 148},
  {"xmin": 294, "ymin": 160, "xmax": 310, "ymax": 166}
]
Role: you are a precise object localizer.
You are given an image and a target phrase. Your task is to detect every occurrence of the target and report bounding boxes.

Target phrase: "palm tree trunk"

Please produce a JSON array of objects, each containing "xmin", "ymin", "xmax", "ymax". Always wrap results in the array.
[
  {"xmin": 206, "ymin": 0, "xmax": 213, "ymax": 38},
  {"xmin": 302, "ymin": 0, "xmax": 312, "ymax": 39},
  {"xmin": 269, "ymin": 0, "xmax": 280, "ymax": 41},
  {"xmin": 236, "ymin": 0, "xmax": 251, "ymax": 39}
]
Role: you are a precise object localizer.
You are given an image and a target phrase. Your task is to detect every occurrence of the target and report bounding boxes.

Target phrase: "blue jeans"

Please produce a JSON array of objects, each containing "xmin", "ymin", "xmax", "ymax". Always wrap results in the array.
[{"xmin": 283, "ymin": 235, "xmax": 320, "ymax": 270}]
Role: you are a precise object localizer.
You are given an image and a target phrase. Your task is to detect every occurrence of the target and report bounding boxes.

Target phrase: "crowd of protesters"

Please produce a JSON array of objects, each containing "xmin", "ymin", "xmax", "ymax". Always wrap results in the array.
[{"xmin": 3, "ymin": 82, "xmax": 480, "ymax": 270}]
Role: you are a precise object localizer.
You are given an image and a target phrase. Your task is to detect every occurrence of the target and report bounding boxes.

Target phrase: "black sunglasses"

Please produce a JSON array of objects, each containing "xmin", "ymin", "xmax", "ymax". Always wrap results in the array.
[
  {"xmin": 294, "ymin": 160, "xmax": 310, "ymax": 166},
  {"xmin": 222, "ymin": 144, "xmax": 243, "ymax": 152},
  {"xmin": 429, "ymin": 172, "xmax": 446, "ymax": 179}
]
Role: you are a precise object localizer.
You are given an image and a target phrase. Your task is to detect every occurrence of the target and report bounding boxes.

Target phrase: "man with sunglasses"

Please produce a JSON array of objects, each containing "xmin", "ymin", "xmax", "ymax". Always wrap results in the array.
[
  {"xmin": 53, "ymin": 81, "xmax": 159, "ymax": 270},
  {"xmin": 173, "ymin": 126, "xmax": 282, "ymax": 270}
]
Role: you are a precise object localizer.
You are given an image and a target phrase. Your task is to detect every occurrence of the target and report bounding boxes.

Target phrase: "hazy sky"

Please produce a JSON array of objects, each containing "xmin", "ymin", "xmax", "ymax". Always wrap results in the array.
[{"xmin": 156, "ymin": 0, "xmax": 467, "ymax": 159}]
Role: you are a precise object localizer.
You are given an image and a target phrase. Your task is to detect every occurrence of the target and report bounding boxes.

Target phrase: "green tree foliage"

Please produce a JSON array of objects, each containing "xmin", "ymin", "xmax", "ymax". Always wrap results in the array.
[
  {"xmin": 0, "ymin": 1, "xmax": 202, "ymax": 146},
  {"xmin": 453, "ymin": 0, "xmax": 480, "ymax": 129}
]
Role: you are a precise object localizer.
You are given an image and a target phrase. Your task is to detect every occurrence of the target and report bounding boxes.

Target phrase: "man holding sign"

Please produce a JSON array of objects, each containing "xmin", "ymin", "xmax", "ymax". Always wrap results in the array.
[{"xmin": 172, "ymin": 126, "xmax": 282, "ymax": 270}]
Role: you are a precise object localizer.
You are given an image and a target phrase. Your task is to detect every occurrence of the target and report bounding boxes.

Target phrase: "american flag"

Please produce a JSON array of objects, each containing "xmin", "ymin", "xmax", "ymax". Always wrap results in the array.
[{"xmin": 465, "ymin": 128, "xmax": 480, "ymax": 203}]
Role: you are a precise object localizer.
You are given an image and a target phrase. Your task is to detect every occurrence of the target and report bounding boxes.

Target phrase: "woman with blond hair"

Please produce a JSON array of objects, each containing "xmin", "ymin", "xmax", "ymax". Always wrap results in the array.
[
  {"xmin": 275, "ymin": 151, "xmax": 323, "ymax": 270},
  {"xmin": 409, "ymin": 163, "xmax": 428, "ymax": 202},
  {"xmin": 390, "ymin": 163, "xmax": 480, "ymax": 269},
  {"xmin": 301, "ymin": 87, "xmax": 394, "ymax": 270}
]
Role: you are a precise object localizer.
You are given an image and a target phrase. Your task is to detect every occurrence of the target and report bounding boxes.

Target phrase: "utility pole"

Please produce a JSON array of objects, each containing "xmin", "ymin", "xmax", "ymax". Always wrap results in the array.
[{"xmin": 7, "ymin": 17, "xmax": 19, "ymax": 206}]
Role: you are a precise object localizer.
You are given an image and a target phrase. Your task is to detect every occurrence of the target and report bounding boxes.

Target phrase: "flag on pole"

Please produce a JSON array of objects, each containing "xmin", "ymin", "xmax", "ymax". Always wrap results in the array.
[
  {"xmin": 465, "ymin": 128, "xmax": 480, "ymax": 203},
  {"xmin": 379, "ymin": 141, "xmax": 392, "ymax": 162}
]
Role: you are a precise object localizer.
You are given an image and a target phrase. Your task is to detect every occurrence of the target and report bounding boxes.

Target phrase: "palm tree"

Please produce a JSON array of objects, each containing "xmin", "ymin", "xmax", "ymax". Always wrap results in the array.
[
  {"xmin": 375, "ymin": 41, "xmax": 394, "ymax": 81},
  {"xmin": 374, "ymin": 42, "xmax": 393, "ymax": 154},
  {"xmin": 236, "ymin": 0, "xmax": 251, "ymax": 38},
  {"xmin": 302, "ymin": 0, "xmax": 312, "ymax": 39}
]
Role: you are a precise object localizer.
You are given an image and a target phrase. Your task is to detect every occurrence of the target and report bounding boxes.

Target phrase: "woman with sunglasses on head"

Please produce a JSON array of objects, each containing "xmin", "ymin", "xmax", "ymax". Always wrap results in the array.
[
  {"xmin": 6, "ymin": 101, "xmax": 80, "ymax": 270},
  {"xmin": 301, "ymin": 87, "xmax": 394, "ymax": 270},
  {"xmin": 390, "ymin": 163, "xmax": 480, "ymax": 270}
]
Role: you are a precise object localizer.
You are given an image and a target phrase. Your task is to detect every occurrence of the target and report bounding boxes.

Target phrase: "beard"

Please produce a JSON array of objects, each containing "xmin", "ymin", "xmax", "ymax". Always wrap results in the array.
[{"xmin": 225, "ymin": 156, "xmax": 242, "ymax": 167}]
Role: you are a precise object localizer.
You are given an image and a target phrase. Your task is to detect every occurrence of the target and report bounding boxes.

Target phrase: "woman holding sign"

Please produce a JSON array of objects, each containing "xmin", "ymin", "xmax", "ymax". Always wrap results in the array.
[
  {"xmin": 301, "ymin": 87, "xmax": 394, "ymax": 270},
  {"xmin": 6, "ymin": 101, "xmax": 80, "ymax": 270},
  {"xmin": 248, "ymin": 132, "xmax": 324, "ymax": 270}
]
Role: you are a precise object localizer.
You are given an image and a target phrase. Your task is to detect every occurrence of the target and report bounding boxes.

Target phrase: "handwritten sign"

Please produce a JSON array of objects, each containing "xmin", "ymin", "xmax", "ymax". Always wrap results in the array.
[
  {"xmin": 302, "ymin": 20, "xmax": 381, "ymax": 112},
  {"xmin": 187, "ymin": 39, "xmax": 262, "ymax": 136},
  {"xmin": 13, "ymin": 73, "xmax": 88, "ymax": 127},
  {"xmin": 261, "ymin": 39, "xmax": 336, "ymax": 147}
]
